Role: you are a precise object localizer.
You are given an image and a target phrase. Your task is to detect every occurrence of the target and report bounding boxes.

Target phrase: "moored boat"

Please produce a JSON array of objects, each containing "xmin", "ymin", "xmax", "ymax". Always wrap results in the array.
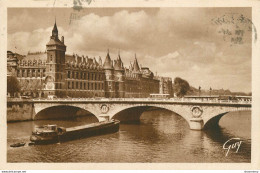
[
  {"xmin": 30, "ymin": 119, "xmax": 120, "ymax": 144},
  {"xmin": 10, "ymin": 142, "xmax": 26, "ymax": 147}
]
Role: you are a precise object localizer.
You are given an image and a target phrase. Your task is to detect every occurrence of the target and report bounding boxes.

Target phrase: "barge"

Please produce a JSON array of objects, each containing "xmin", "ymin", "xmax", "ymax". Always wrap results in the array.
[{"xmin": 30, "ymin": 119, "xmax": 120, "ymax": 144}]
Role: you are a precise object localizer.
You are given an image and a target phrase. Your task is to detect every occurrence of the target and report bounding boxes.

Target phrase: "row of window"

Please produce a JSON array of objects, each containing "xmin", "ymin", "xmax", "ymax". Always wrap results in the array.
[
  {"xmin": 17, "ymin": 69, "xmax": 46, "ymax": 78},
  {"xmin": 67, "ymin": 81, "xmax": 104, "ymax": 90},
  {"xmin": 56, "ymin": 83, "xmax": 62, "ymax": 89},
  {"xmin": 67, "ymin": 71, "xmax": 104, "ymax": 81}
]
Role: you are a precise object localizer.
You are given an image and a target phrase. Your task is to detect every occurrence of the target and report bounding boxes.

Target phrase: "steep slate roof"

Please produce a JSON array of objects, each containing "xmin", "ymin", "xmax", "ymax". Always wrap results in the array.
[
  {"xmin": 133, "ymin": 54, "xmax": 141, "ymax": 73},
  {"xmin": 114, "ymin": 54, "xmax": 124, "ymax": 71},
  {"xmin": 46, "ymin": 39, "xmax": 64, "ymax": 46},
  {"xmin": 103, "ymin": 52, "xmax": 113, "ymax": 69},
  {"xmin": 22, "ymin": 52, "xmax": 47, "ymax": 61},
  {"xmin": 53, "ymin": 20, "xmax": 58, "ymax": 33},
  {"xmin": 47, "ymin": 20, "xmax": 64, "ymax": 46}
]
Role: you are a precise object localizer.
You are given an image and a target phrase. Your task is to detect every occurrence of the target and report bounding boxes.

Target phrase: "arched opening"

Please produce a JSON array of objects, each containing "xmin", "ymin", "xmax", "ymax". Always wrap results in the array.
[
  {"xmin": 35, "ymin": 105, "xmax": 99, "ymax": 122},
  {"xmin": 203, "ymin": 110, "xmax": 251, "ymax": 130},
  {"xmin": 112, "ymin": 106, "xmax": 149, "ymax": 123},
  {"xmin": 112, "ymin": 106, "xmax": 189, "ymax": 127},
  {"xmin": 203, "ymin": 112, "xmax": 228, "ymax": 130},
  {"xmin": 111, "ymin": 106, "xmax": 190, "ymax": 147}
]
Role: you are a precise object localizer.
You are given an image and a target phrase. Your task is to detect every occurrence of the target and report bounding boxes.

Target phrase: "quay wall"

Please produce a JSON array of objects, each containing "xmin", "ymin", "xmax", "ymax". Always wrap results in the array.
[
  {"xmin": 7, "ymin": 99, "xmax": 95, "ymax": 122},
  {"xmin": 7, "ymin": 102, "xmax": 35, "ymax": 122}
]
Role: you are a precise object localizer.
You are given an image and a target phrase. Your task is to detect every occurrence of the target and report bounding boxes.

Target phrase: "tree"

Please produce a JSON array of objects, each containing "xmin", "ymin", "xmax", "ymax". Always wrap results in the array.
[
  {"xmin": 7, "ymin": 76, "xmax": 21, "ymax": 97},
  {"xmin": 173, "ymin": 77, "xmax": 190, "ymax": 97}
]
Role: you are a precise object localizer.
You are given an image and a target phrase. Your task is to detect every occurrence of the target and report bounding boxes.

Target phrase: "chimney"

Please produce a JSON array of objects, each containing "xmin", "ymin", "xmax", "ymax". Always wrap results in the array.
[{"xmin": 61, "ymin": 36, "xmax": 64, "ymax": 43}]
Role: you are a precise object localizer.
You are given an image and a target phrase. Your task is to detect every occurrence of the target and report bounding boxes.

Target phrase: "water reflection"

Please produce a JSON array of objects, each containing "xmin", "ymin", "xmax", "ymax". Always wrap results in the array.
[{"xmin": 7, "ymin": 110, "xmax": 251, "ymax": 163}]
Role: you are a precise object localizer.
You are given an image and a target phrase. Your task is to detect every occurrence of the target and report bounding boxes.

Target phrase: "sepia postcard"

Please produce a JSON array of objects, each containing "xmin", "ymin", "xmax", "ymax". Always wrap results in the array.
[{"xmin": 0, "ymin": 0, "xmax": 260, "ymax": 170}]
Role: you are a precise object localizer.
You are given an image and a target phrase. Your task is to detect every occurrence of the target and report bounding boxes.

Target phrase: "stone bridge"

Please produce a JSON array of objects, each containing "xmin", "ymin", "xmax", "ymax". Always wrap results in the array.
[{"xmin": 31, "ymin": 98, "xmax": 251, "ymax": 130}]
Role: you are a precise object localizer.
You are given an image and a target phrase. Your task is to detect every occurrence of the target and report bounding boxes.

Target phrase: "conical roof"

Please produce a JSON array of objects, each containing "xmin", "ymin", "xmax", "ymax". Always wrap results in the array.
[
  {"xmin": 47, "ymin": 19, "xmax": 66, "ymax": 47},
  {"xmin": 103, "ymin": 52, "xmax": 113, "ymax": 69},
  {"xmin": 98, "ymin": 56, "xmax": 102, "ymax": 66},
  {"xmin": 52, "ymin": 19, "xmax": 58, "ymax": 38},
  {"xmin": 114, "ymin": 54, "xmax": 124, "ymax": 71},
  {"xmin": 53, "ymin": 21, "xmax": 58, "ymax": 32},
  {"xmin": 133, "ymin": 54, "xmax": 141, "ymax": 73}
]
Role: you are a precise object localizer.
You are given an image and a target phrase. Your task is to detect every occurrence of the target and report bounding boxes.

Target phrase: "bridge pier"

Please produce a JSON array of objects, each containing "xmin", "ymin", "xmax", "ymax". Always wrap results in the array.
[
  {"xmin": 189, "ymin": 118, "xmax": 204, "ymax": 130},
  {"xmin": 97, "ymin": 114, "xmax": 110, "ymax": 122},
  {"xmin": 29, "ymin": 99, "xmax": 251, "ymax": 130}
]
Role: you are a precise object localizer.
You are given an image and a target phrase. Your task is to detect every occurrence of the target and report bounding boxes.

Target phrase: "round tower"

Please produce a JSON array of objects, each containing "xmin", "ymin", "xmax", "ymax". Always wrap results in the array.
[
  {"xmin": 114, "ymin": 53, "xmax": 125, "ymax": 98},
  {"xmin": 103, "ymin": 50, "xmax": 115, "ymax": 98},
  {"xmin": 132, "ymin": 54, "xmax": 142, "ymax": 97}
]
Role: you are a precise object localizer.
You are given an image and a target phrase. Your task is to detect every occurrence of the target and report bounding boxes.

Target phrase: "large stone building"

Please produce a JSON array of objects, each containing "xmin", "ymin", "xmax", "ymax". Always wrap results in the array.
[{"xmin": 7, "ymin": 21, "xmax": 173, "ymax": 98}]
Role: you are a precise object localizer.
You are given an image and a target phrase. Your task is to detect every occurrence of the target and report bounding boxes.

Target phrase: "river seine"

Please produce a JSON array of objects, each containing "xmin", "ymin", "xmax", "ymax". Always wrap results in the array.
[{"xmin": 7, "ymin": 109, "xmax": 251, "ymax": 162}]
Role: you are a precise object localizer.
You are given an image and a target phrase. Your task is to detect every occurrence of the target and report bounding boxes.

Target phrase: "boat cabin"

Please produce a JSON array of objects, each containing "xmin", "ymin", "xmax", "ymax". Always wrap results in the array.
[{"xmin": 43, "ymin": 125, "xmax": 58, "ymax": 131}]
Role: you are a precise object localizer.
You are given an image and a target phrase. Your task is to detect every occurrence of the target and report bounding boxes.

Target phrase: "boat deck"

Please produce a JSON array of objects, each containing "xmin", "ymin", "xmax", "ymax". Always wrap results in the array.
[{"xmin": 66, "ymin": 121, "xmax": 114, "ymax": 132}]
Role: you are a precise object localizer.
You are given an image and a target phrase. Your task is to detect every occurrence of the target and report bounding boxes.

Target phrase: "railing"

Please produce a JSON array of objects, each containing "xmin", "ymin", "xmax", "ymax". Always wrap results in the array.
[{"xmin": 29, "ymin": 97, "xmax": 252, "ymax": 104}]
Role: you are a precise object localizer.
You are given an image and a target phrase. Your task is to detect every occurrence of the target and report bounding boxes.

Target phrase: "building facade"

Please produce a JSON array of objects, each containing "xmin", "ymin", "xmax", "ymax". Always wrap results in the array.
[{"xmin": 7, "ymin": 21, "xmax": 173, "ymax": 98}]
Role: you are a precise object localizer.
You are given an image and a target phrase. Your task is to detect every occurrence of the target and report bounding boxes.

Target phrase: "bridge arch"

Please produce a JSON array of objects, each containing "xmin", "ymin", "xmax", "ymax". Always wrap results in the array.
[
  {"xmin": 203, "ymin": 109, "xmax": 251, "ymax": 130},
  {"xmin": 32, "ymin": 100, "xmax": 251, "ymax": 130},
  {"xmin": 33, "ymin": 104, "xmax": 99, "ymax": 122},
  {"xmin": 109, "ymin": 104, "xmax": 191, "ymax": 126}
]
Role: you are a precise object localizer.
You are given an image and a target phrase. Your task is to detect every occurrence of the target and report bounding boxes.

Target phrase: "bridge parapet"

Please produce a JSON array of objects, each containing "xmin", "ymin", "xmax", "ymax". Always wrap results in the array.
[
  {"xmin": 11, "ymin": 97, "xmax": 251, "ymax": 131},
  {"xmin": 31, "ymin": 98, "xmax": 252, "ymax": 105}
]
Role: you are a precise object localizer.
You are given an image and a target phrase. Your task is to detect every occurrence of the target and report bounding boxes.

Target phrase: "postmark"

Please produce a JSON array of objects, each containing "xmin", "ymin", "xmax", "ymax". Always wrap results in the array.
[{"xmin": 211, "ymin": 13, "xmax": 257, "ymax": 45}]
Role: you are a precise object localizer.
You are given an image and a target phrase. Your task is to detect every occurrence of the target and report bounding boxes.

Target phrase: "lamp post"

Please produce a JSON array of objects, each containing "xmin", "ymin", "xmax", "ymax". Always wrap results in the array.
[{"xmin": 199, "ymin": 86, "xmax": 201, "ymax": 97}]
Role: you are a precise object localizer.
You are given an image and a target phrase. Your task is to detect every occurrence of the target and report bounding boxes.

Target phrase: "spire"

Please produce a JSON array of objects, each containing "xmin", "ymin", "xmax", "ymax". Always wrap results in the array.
[
  {"xmin": 98, "ymin": 56, "xmax": 102, "ymax": 66},
  {"xmin": 133, "ymin": 54, "xmax": 140, "ymax": 73},
  {"xmin": 114, "ymin": 52, "xmax": 124, "ymax": 71},
  {"xmin": 118, "ymin": 50, "xmax": 122, "ymax": 61},
  {"xmin": 52, "ymin": 17, "xmax": 58, "ymax": 38},
  {"xmin": 103, "ymin": 50, "xmax": 113, "ymax": 69}
]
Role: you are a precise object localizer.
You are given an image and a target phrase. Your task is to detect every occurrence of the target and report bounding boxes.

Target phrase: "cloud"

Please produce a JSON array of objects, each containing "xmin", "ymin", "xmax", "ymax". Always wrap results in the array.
[{"xmin": 7, "ymin": 8, "xmax": 252, "ymax": 92}]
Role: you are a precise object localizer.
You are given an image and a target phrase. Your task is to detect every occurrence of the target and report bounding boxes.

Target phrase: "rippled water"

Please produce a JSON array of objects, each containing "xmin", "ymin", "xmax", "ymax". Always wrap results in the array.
[{"xmin": 7, "ymin": 110, "xmax": 251, "ymax": 162}]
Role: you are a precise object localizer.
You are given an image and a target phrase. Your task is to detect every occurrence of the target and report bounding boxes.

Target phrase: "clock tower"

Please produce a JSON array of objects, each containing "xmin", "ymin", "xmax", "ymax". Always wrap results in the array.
[{"xmin": 45, "ymin": 20, "xmax": 66, "ymax": 97}]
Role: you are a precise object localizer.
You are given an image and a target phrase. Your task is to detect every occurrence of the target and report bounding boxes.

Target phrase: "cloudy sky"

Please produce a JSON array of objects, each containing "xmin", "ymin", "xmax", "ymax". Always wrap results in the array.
[{"xmin": 8, "ymin": 7, "xmax": 252, "ymax": 92}]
